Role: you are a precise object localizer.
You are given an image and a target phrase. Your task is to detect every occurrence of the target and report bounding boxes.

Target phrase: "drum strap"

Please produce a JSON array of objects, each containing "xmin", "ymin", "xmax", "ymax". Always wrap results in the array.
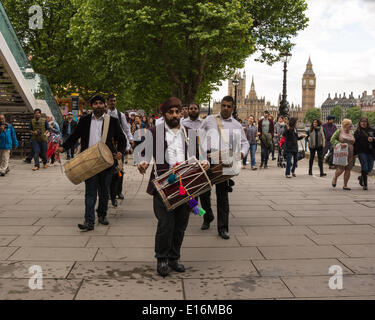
[
  {"xmin": 101, "ymin": 114, "xmax": 110, "ymax": 143},
  {"xmin": 215, "ymin": 115, "xmax": 229, "ymax": 147}
]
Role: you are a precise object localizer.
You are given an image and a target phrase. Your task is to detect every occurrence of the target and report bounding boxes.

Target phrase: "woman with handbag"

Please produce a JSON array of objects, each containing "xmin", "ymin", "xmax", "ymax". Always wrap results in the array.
[
  {"xmin": 308, "ymin": 119, "xmax": 327, "ymax": 177},
  {"xmin": 354, "ymin": 117, "xmax": 375, "ymax": 190},
  {"xmin": 331, "ymin": 119, "xmax": 355, "ymax": 190},
  {"xmin": 282, "ymin": 117, "xmax": 305, "ymax": 178}
]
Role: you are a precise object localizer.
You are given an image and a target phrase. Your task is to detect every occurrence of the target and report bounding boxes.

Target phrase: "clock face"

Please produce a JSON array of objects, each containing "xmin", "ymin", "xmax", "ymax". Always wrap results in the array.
[{"xmin": 309, "ymin": 79, "xmax": 314, "ymax": 86}]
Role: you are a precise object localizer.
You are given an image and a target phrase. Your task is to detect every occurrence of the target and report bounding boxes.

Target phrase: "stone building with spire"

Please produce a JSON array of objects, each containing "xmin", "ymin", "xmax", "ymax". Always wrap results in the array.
[{"xmin": 301, "ymin": 56, "xmax": 316, "ymax": 117}]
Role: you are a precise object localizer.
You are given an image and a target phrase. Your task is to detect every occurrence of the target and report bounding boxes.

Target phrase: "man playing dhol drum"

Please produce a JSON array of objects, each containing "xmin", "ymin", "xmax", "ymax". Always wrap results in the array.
[
  {"xmin": 137, "ymin": 97, "xmax": 209, "ymax": 277},
  {"xmin": 57, "ymin": 96, "xmax": 127, "ymax": 231}
]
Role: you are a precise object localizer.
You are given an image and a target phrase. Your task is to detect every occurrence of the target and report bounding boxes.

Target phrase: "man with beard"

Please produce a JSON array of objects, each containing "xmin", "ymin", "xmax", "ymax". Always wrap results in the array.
[
  {"xmin": 199, "ymin": 96, "xmax": 249, "ymax": 239},
  {"xmin": 58, "ymin": 96, "xmax": 126, "ymax": 231},
  {"xmin": 107, "ymin": 94, "xmax": 134, "ymax": 206},
  {"xmin": 137, "ymin": 97, "xmax": 209, "ymax": 277}
]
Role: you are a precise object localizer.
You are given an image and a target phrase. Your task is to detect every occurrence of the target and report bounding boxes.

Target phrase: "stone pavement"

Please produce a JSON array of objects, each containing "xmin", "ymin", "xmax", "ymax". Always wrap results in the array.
[{"xmin": 1, "ymin": 156, "xmax": 375, "ymax": 300}]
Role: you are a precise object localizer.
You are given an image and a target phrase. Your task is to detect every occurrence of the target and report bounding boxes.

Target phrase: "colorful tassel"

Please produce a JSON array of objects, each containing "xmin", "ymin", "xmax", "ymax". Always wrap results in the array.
[
  {"xmin": 199, "ymin": 207, "xmax": 206, "ymax": 216},
  {"xmin": 193, "ymin": 206, "xmax": 200, "ymax": 215},
  {"xmin": 179, "ymin": 186, "xmax": 186, "ymax": 195},
  {"xmin": 168, "ymin": 173, "xmax": 177, "ymax": 184},
  {"xmin": 188, "ymin": 197, "xmax": 198, "ymax": 208}
]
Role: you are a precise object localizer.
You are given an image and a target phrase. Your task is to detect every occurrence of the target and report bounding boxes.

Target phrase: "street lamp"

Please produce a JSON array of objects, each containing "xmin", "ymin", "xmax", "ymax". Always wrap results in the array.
[
  {"xmin": 279, "ymin": 52, "xmax": 292, "ymax": 118},
  {"xmin": 208, "ymin": 98, "xmax": 211, "ymax": 115},
  {"xmin": 232, "ymin": 78, "xmax": 240, "ymax": 120}
]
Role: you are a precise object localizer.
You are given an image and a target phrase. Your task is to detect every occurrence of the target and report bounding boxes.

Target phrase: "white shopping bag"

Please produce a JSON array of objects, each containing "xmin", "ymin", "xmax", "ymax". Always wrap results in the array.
[{"xmin": 332, "ymin": 143, "xmax": 348, "ymax": 166}]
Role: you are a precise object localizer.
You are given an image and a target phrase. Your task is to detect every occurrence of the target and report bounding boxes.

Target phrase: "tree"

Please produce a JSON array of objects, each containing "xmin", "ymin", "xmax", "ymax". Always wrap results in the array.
[
  {"xmin": 365, "ymin": 112, "xmax": 375, "ymax": 127},
  {"xmin": 69, "ymin": 0, "xmax": 309, "ymax": 105},
  {"xmin": 304, "ymin": 108, "xmax": 321, "ymax": 124},
  {"xmin": 346, "ymin": 106, "xmax": 362, "ymax": 125},
  {"xmin": 331, "ymin": 106, "xmax": 343, "ymax": 124}
]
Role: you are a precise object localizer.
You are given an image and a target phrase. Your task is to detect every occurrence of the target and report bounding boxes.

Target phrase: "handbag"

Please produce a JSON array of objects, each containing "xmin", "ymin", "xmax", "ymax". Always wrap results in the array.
[
  {"xmin": 298, "ymin": 140, "xmax": 305, "ymax": 160},
  {"xmin": 333, "ymin": 143, "xmax": 348, "ymax": 166}
]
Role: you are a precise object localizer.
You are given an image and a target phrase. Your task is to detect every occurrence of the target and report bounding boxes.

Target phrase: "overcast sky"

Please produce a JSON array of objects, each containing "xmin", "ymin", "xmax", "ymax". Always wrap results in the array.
[{"xmin": 211, "ymin": 0, "xmax": 375, "ymax": 108}]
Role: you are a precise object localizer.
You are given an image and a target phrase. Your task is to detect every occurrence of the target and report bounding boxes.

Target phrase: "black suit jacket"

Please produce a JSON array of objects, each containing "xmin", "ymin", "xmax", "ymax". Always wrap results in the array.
[{"xmin": 62, "ymin": 114, "xmax": 126, "ymax": 155}]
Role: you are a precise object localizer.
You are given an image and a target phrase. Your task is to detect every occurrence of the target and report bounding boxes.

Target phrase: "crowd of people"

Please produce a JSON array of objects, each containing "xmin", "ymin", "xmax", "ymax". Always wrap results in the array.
[{"xmin": 1, "ymin": 95, "xmax": 375, "ymax": 277}]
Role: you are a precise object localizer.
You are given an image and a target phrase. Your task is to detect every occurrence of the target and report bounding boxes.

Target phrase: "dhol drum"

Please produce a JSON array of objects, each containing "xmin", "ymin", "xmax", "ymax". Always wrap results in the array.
[
  {"xmin": 152, "ymin": 157, "xmax": 212, "ymax": 211},
  {"xmin": 207, "ymin": 150, "xmax": 241, "ymax": 185},
  {"xmin": 64, "ymin": 141, "xmax": 114, "ymax": 185}
]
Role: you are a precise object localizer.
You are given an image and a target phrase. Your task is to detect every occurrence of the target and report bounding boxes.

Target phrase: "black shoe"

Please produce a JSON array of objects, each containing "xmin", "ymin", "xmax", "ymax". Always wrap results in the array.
[
  {"xmin": 320, "ymin": 173, "xmax": 327, "ymax": 177},
  {"xmin": 0, "ymin": 172, "xmax": 5, "ymax": 176},
  {"xmin": 24, "ymin": 159, "xmax": 32, "ymax": 164},
  {"xmin": 111, "ymin": 199, "xmax": 118, "ymax": 207},
  {"xmin": 98, "ymin": 216, "xmax": 109, "ymax": 225},
  {"xmin": 78, "ymin": 223, "xmax": 94, "ymax": 231},
  {"xmin": 157, "ymin": 259, "xmax": 169, "ymax": 277},
  {"xmin": 363, "ymin": 186, "xmax": 368, "ymax": 190},
  {"xmin": 358, "ymin": 176, "xmax": 363, "ymax": 186},
  {"xmin": 260, "ymin": 163, "xmax": 263, "ymax": 168},
  {"xmin": 117, "ymin": 193, "xmax": 124, "ymax": 200},
  {"xmin": 309, "ymin": 170, "xmax": 312, "ymax": 175},
  {"xmin": 219, "ymin": 230, "xmax": 230, "ymax": 240},
  {"xmin": 168, "ymin": 260, "xmax": 185, "ymax": 272},
  {"xmin": 201, "ymin": 216, "xmax": 214, "ymax": 230}
]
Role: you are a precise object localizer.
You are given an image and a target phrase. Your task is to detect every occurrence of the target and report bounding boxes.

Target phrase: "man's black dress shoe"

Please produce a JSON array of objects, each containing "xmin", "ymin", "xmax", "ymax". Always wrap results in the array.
[
  {"xmin": 98, "ymin": 216, "xmax": 109, "ymax": 225},
  {"xmin": 201, "ymin": 216, "xmax": 214, "ymax": 230},
  {"xmin": 117, "ymin": 193, "xmax": 125, "ymax": 200},
  {"xmin": 157, "ymin": 259, "xmax": 169, "ymax": 277},
  {"xmin": 168, "ymin": 260, "xmax": 185, "ymax": 272},
  {"xmin": 78, "ymin": 223, "xmax": 94, "ymax": 231},
  {"xmin": 111, "ymin": 199, "xmax": 118, "ymax": 207},
  {"xmin": 219, "ymin": 230, "xmax": 230, "ymax": 240}
]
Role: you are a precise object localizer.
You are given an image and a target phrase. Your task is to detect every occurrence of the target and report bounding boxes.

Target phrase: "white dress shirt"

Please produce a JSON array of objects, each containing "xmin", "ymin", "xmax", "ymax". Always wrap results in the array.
[
  {"xmin": 165, "ymin": 123, "xmax": 186, "ymax": 168},
  {"xmin": 182, "ymin": 117, "xmax": 203, "ymax": 130},
  {"xmin": 107, "ymin": 108, "xmax": 133, "ymax": 150},
  {"xmin": 200, "ymin": 113, "xmax": 249, "ymax": 156},
  {"xmin": 89, "ymin": 113, "xmax": 104, "ymax": 147}
]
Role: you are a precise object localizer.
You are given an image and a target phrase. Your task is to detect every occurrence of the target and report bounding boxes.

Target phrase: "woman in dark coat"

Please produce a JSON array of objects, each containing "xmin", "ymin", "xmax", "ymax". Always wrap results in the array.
[
  {"xmin": 282, "ymin": 117, "xmax": 305, "ymax": 178},
  {"xmin": 354, "ymin": 117, "xmax": 375, "ymax": 190},
  {"xmin": 308, "ymin": 119, "xmax": 326, "ymax": 177}
]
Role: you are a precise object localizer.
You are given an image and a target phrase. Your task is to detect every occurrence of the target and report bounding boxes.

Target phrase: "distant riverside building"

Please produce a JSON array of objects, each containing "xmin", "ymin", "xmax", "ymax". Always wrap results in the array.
[{"xmin": 321, "ymin": 90, "xmax": 375, "ymax": 120}]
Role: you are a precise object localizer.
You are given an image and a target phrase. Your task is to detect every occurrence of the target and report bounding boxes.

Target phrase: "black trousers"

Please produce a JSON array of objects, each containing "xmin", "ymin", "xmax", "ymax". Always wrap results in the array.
[
  {"xmin": 309, "ymin": 147, "xmax": 324, "ymax": 174},
  {"xmin": 110, "ymin": 171, "xmax": 123, "ymax": 201},
  {"xmin": 323, "ymin": 141, "xmax": 333, "ymax": 165},
  {"xmin": 153, "ymin": 193, "xmax": 190, "ymax": 261},
  {"xmin": 200, "ymin": 181, "xmax": 229, "ymax": 232}
]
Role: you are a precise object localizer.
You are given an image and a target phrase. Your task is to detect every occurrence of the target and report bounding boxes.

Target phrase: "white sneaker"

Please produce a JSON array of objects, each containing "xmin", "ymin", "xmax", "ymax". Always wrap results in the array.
[
  {"xmin": 286, "ymin": 175, "xmax": 292, "ymax": 178},
  {"xmin": 49, "ymin": 163, "xmax": 55, "ymax": 167}
]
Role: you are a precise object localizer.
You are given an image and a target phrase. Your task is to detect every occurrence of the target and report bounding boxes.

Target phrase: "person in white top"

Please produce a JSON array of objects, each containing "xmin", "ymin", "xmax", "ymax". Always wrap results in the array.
[
  {"xmin": 199, "ymin": 96, "xmax": 249, "ymax": 240},
  {"xmin": 106, "ymin": 95, "xmax": 134, "ymax": 205},
  {"xmin": 137, "ymin": 97, "xmax": 209, "ymax": 277}
]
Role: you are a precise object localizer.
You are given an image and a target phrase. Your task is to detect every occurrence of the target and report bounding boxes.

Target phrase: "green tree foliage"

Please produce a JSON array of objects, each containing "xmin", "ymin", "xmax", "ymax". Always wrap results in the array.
[
  {"xmin": 365, "ymin": 112, "xmax": 375, "ymax": 126},
  {"xmin": 345, "ymin": 106, "xmax": 362, "ymax": 125},
  {"xmin": 4, "ymin": 0, "xmax": 308, "ymax": 108},
  {"xmin": 304, "ymin": 108, "xmax": 321, "ymax": 124},
  {"xmin": 330, "ymin": 105, "xmax": 343, "ymax": 124}
]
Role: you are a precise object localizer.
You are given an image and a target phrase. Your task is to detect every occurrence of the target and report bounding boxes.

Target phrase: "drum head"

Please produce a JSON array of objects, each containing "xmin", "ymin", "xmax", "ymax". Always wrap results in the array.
[{"xmin": 98, "ymin": 142, "xmax": 114, "ymax": 166}]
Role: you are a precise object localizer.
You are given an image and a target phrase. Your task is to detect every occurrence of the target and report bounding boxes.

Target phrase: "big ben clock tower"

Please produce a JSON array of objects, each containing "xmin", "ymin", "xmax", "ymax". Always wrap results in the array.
[{"xmin": 302, "ymin": 56, "xmax": 316, "ymax": 117}]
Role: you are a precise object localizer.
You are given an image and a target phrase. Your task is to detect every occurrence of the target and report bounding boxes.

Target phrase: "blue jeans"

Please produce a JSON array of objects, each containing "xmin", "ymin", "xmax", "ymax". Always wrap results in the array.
[
  {"xmin": 84, "ymin": 168, "xmax": 113, "ymax": 226},
  {"xmin": 285, "ymin": 152, "xmax": 298, "ymax": 175},
  {"xmin": 31, "ymin": 140, "xmax": 47, "ymax": 167},
  {"xmin": 358, "ymin": 153, "xmax": 374, "ymax": 173},
  {"xmin": 243, "ymin": 143, "xmax": 257, "ymax": 166}
]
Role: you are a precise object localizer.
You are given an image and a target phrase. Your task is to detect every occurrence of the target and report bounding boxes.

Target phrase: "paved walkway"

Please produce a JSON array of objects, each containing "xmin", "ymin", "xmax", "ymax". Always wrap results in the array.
[{"xmin": 0, "ymin": 156, "xmax": 375, "ymax": 300}]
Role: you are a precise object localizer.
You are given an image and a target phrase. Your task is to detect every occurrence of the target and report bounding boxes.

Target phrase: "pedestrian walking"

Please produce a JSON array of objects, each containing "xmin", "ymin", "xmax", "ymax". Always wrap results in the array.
[
  {"xmin": 0, "ymin": 114, "xmax": 18, "ymax": 176},
  {"xmin": 283, "ymin": 117, "xmax": 305, "ymax": 178},
  {"xmin": 323, "ymin": 115, "xmax": 337, "ymax": 169},
  {"xmin": 274, "ymin": 115, "xmax": 286, "ymax": 166},
  {"xmin": 354, "ymin": 117, "xmax": 375, "ymax": 190},
  {"xmin": 331, "ymin": 119, "xmax": 355, "ymax": 190},
  {"xmin": 242, "ymin": 115, "xmax": 258, "ymax": 170},
  {"xmin": 30, "ymin": 109, "xmax": 49, "ymax": 171},
  {"xmin": 308, "ymin": 119, "xmax": 326, "ymax": 177},
  {"xmin": 258, "ymin": 110, "xmax": 274, "ymax": 169},
  {"xmin": 62, "ymin": 112, "xmax": 78, "ymax": 160}
]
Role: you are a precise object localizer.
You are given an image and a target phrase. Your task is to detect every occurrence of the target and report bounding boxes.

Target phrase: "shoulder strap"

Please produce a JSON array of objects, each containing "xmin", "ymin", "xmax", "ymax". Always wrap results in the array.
[
  {"xmin": 117, "ymin": 110, "xmax": 124, "ymax": 130},
  {"xmin": 215, "ymin": 115, "xmax": 228, "ymax": 145},
  {"xmin": 101, "ymin": 114, "xmax": 110, "ymax": 143}
]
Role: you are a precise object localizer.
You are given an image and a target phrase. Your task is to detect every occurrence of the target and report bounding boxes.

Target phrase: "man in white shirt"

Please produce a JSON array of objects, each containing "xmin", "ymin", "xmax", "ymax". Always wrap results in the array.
[
  {"xmin": 59, "ymin": 96, "xmax": 126, "ymax": 231},
  {"xmin": 199, "ymin": 96, "xmax": 249, "ymax": 239},
  {"xmin": 137, "ymin": 97, "xmax": 209, "ymax": 277},
  {"xmin": 107, "ymin": 95, "xmax": 134, "ymax": 205}
]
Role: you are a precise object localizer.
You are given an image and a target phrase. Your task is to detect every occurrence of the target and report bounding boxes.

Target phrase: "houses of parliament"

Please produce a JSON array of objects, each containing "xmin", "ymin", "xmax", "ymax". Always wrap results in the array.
[{"xmin": 212, "ymin": 57, "xmax": 316, "ymax": 122}]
